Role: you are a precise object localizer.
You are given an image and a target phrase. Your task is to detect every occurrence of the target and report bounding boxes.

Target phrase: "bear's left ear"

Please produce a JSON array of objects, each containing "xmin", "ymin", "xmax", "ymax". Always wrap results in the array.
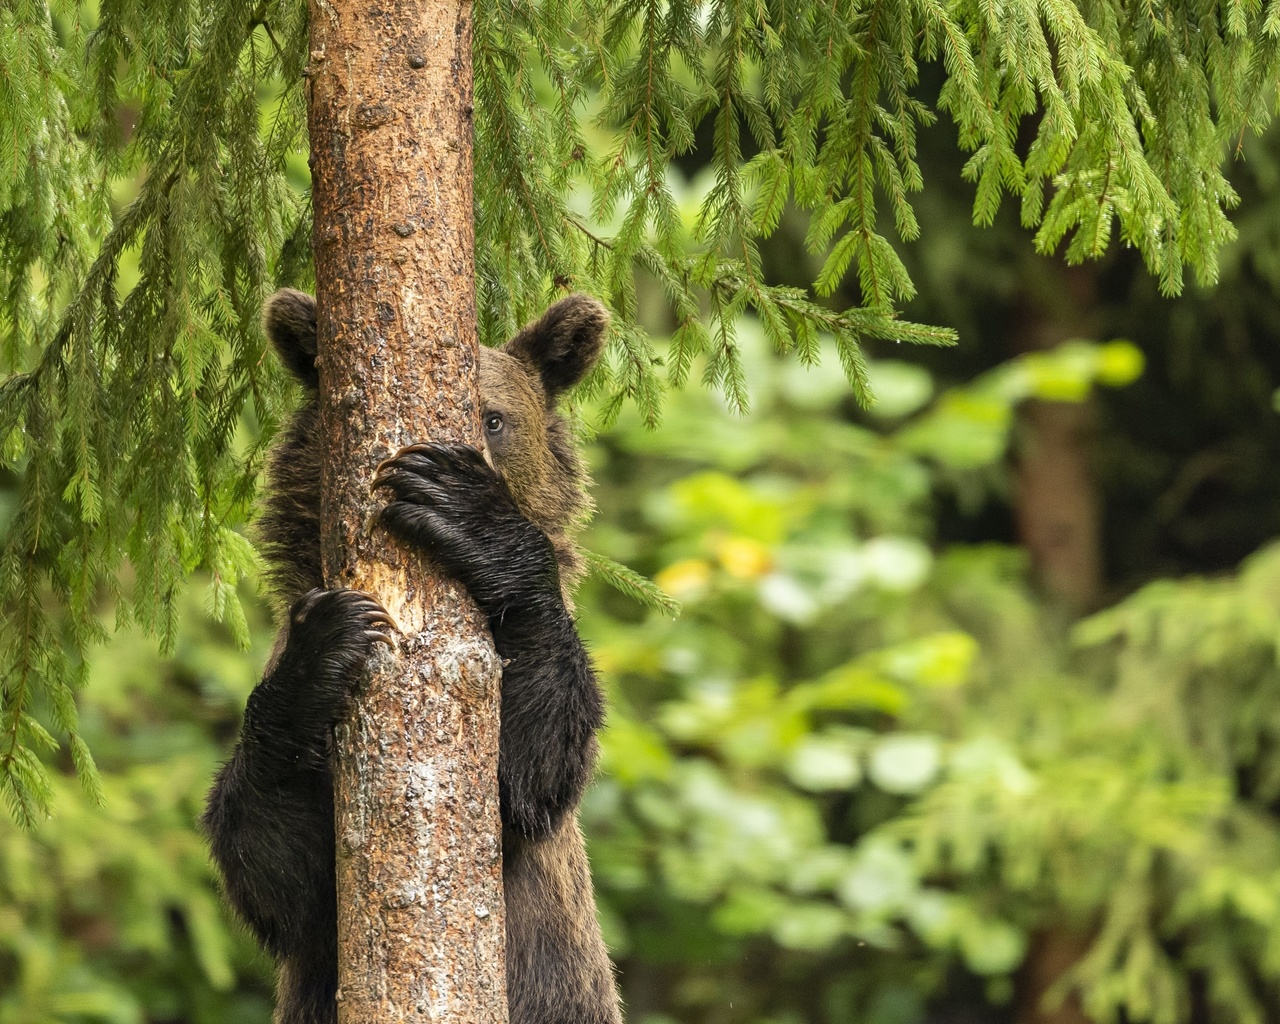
[{"xmin": 503, "ymin": 294, "xmax": 608, "ymax": 403}]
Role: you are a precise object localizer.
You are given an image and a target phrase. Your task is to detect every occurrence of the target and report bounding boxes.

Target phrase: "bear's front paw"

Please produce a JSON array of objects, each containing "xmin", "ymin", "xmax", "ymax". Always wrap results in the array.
[
  {"xmin": 371, "ymin": 442, "xmax": 558, "ymax": 612},
  {"xmin": 289, "ymin": 587, "xmax": 397, "ymax": 663},
  {"xmin": 262, "ymin": 588, "xmax": 397, "ymax": 760}
]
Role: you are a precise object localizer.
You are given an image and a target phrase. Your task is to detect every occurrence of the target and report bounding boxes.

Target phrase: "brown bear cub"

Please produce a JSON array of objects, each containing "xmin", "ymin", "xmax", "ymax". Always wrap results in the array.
[{"xmin": 202, "ymin": 290, "xmax": 622, "ymax": 1024}]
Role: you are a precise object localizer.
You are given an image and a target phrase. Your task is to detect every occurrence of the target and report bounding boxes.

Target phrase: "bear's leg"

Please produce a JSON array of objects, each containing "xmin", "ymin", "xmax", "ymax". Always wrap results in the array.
[
  {"xmin": 275, "ymin": 958, "xmax": 340, "ymax": 1024},
  {"xmin": 203, "ymin": 588, "xmax": 393, "ymax": 1024},
  {"xmin": 374, "ymin": 442, "xmax": 605, "ymax": 839},
  {"xmin": 505, "ymin": 824, "xmax": 623, "ymax": 1024},
  {"xmin": 490, "ymin": 603, "xmax": 603, "ymax": 839}
]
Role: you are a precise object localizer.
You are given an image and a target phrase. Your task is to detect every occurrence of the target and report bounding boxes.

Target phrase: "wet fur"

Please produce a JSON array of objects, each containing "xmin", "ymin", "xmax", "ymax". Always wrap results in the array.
[{"xmin": 204, "ymin": 290, "xmax": 620, "ymax": 1024}]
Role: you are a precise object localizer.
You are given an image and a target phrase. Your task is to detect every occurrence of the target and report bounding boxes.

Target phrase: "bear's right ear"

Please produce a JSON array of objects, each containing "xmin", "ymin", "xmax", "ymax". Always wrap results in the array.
[
  {"xmin": 503, "ymin": 294, "xmax": 608, "ymax": 404},
  {"xmin": 264, "ymin": 288, "xmax": 318, "ymax": 389}
]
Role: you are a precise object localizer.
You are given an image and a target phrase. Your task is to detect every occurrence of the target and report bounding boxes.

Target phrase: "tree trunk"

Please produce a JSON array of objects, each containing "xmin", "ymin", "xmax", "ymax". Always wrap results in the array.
[
  {"xmin": 1013, "ymin": 264, "xmax": 1103, "ymax": 613},
  {"xmin": 306, "ymin": 2, "xmax": 507, "ymax": 1022},
  {"xmin": 1016, "ymin": 929, "xmax": 1093, "ymax": 1024},
  {"xmin": 1013, "ymin": 262, "xmax": 1099, "ymax": 1024}
]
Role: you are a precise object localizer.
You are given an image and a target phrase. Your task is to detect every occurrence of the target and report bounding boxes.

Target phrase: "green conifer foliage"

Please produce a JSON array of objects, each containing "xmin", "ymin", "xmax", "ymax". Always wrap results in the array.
[
  {"xmin": 1, "ymin": 0, "xmax": 1278, "ymax": 823},
  {"xmin": 0, "ymin": 0, "xmax": 310, "ymax": 825}
]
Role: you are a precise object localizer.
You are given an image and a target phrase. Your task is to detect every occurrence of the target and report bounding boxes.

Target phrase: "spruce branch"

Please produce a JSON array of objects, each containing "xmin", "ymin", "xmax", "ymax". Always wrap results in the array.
[{"xmin": 3, "ymin": 0, "xmax": 1279, "ymax": 822}]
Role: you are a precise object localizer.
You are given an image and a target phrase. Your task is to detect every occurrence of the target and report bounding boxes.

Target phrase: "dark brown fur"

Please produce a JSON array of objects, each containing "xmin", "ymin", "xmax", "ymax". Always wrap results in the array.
[{"xmin": 205, "ymin": 290, "xmax": 620, "ymax": 1024}]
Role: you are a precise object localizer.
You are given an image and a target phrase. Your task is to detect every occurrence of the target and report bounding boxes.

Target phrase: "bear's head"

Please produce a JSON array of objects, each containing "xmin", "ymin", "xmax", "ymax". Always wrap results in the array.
[
  {"xmin": 474, "ymin": 297, "xmax": 607, "ymax": 538},
  {"xmin": 260, "ymin": 289, "xmax": 607, "ymax": 600}
]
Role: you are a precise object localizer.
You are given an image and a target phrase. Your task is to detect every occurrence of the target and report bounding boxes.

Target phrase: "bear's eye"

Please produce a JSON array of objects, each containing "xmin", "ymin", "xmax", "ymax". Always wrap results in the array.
[{"xmin": 484, "ymin": 412, "xmax": 505, "ymax": 434}]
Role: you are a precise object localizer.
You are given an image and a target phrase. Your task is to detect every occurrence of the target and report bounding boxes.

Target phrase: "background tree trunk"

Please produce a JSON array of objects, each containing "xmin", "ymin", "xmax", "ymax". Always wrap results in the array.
[
  {"xmin": 1013, "ymin": 262, "xmax": 1099, "ymax": 1024},
  {"xmin": 1014, "ymin": 264, "xmax": 1103, "ymax": 614},
  {"xmin": 306, "ymin": 2, "xmax": 507, "ymax": 1022}
]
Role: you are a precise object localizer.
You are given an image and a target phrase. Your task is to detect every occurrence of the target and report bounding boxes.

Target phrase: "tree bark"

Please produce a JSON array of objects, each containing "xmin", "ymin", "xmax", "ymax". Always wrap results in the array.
[
  {"xmin": 306, "ymin": 2, "xmax": 507, "ymax": 1022},
  {"xmin": 1016, "ymin": 929, "xmax": 1093, "ymax": 1024},
  {"xmin": 1013, "ymin": 262, "xmax": 1099, "ymax": 1024},
  {"xmin": 1014, "ymin": 264, "xmax": 1104, "ymax": 612}
]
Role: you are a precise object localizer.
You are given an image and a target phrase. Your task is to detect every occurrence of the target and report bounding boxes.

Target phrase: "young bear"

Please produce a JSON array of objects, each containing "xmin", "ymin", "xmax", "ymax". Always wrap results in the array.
[{"xmin": 202, "ymin": 290, "xmax": 622, "ymax": 1024}]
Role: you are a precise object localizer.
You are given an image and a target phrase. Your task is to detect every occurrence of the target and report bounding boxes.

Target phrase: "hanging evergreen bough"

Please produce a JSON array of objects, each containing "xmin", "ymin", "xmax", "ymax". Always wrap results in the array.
[
  {"xmin": 2, "ymin": 0, "xmax": 1280, "ymax": 822},
  {"xmin": 0, "ymin": 0, "xmax": 312, "ymax": 826}
]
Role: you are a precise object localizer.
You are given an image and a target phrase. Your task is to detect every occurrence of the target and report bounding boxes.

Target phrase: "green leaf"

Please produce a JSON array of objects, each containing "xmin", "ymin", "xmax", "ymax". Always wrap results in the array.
[
  {"xmin": 787, "ymin": 735, "xmax": 862, "ymax": 792},
  {"xmin": 868, "ymin": 735, "xmax": 943, "ymax": 794}
]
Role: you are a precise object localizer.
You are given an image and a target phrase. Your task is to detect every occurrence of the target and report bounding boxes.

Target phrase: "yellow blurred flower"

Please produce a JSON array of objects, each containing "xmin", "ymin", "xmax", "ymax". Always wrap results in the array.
[
  {"xmin": 655, "ymin": 558, "xmax": 713, "ymax": 599},
  {"xmin": 717, "ymin": 536, "xmax": 773, "ymax": 579}
]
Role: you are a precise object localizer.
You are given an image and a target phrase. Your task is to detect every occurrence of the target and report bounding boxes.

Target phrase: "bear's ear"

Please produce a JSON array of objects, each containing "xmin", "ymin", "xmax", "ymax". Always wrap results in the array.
[
  {"xmin": 264, "ymin": 288, "xmax": 318, "ymax": 389},
  {"xmin": 502, "ymin": 294, "xmax": 608, "ymax": 402}
]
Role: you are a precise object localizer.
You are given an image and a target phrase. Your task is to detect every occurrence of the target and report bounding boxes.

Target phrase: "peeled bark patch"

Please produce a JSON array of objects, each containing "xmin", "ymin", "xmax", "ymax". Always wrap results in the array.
[{"xmin": 306, "ymin": 0, "xmax": 507, "ymax": 1021}]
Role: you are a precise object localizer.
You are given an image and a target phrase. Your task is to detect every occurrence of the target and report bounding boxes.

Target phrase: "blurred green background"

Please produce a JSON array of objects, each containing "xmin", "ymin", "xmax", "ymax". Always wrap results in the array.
[
  {"xmin": 8, "ymin": 13, "xmax": 1280, "ymax": 1024},
  {"xmin": 10, "ymin": 145, "xmax": 1280, "ymax": 1023}
]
